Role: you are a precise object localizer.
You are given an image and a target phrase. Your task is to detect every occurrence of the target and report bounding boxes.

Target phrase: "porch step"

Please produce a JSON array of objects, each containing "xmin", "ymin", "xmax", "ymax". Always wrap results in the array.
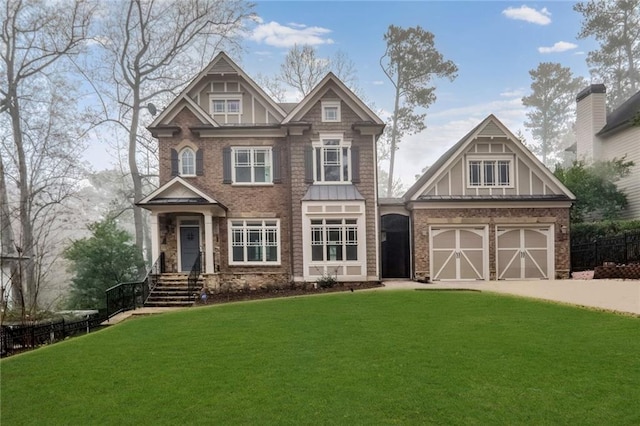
[{"xmin": 145, "ymin": 274, "xmax": 203, "ymax": 308}]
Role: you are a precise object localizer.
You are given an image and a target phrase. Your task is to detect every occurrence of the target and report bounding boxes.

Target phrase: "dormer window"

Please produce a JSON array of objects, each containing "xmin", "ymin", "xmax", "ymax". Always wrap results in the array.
[
  {"xmin": 180, "ymin": 148, "xmax": 196, "ymax": 176},
  {"xmin": 322, "ymin": 100, "xmax": 341, "ymax": 122},
  {"xmin": 467, "ymin": 156, "xmax": 513, "ymax": 187}
]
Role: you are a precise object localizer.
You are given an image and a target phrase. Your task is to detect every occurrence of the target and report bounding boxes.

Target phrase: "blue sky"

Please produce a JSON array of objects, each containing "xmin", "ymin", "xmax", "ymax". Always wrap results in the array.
[
  {"xmin": 237, "ymin": 1, "xmax": 597, "ymax": 186},
  {"xmin": 84, "ymin": 1, "xmax": 598, "ymax": 188}
]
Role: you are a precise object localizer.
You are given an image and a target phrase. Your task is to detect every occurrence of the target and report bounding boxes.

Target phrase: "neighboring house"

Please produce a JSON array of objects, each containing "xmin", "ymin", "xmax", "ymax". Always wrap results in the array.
[
  {"xmin": 381, "ymin": 115, "xmax": 575, "ymax": 281},
  {"xmin": 575, "ymin": 84, "xmax": 640, "ymax": 219},
  {"xmin": 140, "ymin": 52, "xmax": 384, "ymax": 289}
]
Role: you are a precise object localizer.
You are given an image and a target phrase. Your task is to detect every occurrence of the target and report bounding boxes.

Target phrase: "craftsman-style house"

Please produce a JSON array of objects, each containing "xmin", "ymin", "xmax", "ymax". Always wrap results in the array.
[
  {"xmin": 380, "ymin": 115, "xmax": 575, "ymax": 281},
  {"xmin": 140, "ymin": 52, "xmax": 384, "ymax": 289}
]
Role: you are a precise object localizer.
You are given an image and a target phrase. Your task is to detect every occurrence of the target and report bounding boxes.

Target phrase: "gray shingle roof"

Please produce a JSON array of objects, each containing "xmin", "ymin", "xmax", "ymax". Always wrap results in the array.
[
  {"xmin": 597, "ymin": 90, "xmax": 640, "ymax": 137},
  {"xmin": 302, "ymin": 184, "xmax": 365, "ymax": 201}
]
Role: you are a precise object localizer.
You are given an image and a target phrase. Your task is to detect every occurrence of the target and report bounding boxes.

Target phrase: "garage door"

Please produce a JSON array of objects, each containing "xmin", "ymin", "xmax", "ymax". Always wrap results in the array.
[
  {"xmin": 496, "ymin": 227, "xmax": 551, "ymax": 280},
  {"xmin": 431, "ymin": 227, "xmax": 487, "ymax": 280}
]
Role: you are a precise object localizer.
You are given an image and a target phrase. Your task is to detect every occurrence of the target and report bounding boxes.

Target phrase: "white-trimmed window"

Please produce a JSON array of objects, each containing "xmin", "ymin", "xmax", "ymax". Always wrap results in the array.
[
  {"xmin": 232, "ymin": 147, "xmax": 272, "ymax": 184},
  {"xmin": 311, "ymin": 218, "xmax": 358, "ymax": 262},
  {"xmin": 229, "ymin": 219, "xmax": 280, "ymax": 264},
  {"xmin": 180, "ymin": 148, "xmax": 196, "ymax": 176},
  {"xmin": 467, "ymin": 157, "xmax": 512, "ymax": 187},
  {"xmin": 210, "ymin": 95, "xmax": 242, "ymax": 115},
  {"xmin": 313, "ymin": 134, "xmax": 351, "ymax": 183},
  {"xmin": 322, "ymin": 100, "xmax": 341, "ymax": 122}
]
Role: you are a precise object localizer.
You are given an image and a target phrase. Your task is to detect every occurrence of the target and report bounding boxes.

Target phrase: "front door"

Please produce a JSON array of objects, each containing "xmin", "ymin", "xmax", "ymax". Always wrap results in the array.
[
  {"xmin": 381, "ymin": 214, "xmax": 410, "ymax": 278},
  {"xmin": 180, "ymin": 225, "xmax": 200, "ymax": 272}
]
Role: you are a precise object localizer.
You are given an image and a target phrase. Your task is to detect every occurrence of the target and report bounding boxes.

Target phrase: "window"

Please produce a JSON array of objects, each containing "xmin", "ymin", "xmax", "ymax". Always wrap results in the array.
[
  {"xmin": 311, "ymin": 218, "xmax": 358, "ymax": 262},
  {"xmin": 232, "ymin": 147, "xmax": 272, "ymax": 184},
  {"xmin": 468, "ymin": 158, "xmax": 512, "ymax": 187},
  {"xmin": 180, "ymin": 148, "xmax": 196, "ymax": 176},
  {"xmin": 322, "ymin": 100, "xmax": 341, "ymax": 122},
  {"xmin": 229, "ymin": 220, "xmax": 279, "ymax": 264},
  {"xmin": 313, "ymin": 135, "xmax": 351, "ymax": 183},
  {"xmin": 210, "ymin": 96, "xmax": 242, "ymax": 115}
]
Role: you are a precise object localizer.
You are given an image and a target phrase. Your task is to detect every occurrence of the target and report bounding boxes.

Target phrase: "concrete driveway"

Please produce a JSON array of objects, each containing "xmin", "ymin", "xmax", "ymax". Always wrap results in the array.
[{"xmin": 380, "ymin": 279, "xmax": 640, "ymax": 316}]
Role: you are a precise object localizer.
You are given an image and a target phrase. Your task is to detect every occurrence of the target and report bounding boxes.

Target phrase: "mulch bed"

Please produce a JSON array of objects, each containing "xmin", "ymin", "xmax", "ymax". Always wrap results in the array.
[{"xmin": 196, "ymin": 282, "xmax": 383, "ymax": 305}]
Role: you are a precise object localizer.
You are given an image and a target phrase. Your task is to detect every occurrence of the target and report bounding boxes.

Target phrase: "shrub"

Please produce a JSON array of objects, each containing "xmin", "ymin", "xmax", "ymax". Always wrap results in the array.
[
  {"xmin": 316, "ymin": 273, "xmax": 337, "ymax": 289},
  {"xmin": 572, "ymin": 220, "xmax": 640, "ymax": 244}
]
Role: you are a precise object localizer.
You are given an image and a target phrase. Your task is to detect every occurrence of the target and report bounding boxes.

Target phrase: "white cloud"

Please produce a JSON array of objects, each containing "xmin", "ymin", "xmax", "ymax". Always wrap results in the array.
[
  {"xmin": 500, "ymin": 88, "xmax": 526, "ymax": 98},
  {"xmin": 502, "ymin": 6, "xmax": 551, "ymax": 25},
  {"xmin": 248, "ymin": 21, "xmax": 334, "ymax": 48},
  {"xmin": 287, "ymin": 22, "xmax": 307, "ymax": 29},
  {"xmin": 538, "ymin": 41, "xmax": 578, "ymax": 53},
  {"xmin": 372, "ymin": 80, "xmax": 385, "ymax": 86}
]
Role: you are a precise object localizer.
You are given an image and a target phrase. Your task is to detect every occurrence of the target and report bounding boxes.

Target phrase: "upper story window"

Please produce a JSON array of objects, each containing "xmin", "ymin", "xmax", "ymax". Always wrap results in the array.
[
  {"xmin": 232, "ymin": 147, "xmax": 272, "ymax": 184},
  {"xmin": 313, "ymin": 134, "xmax": 351, "ymax": 183},
  {"xmin": 210, "ymin": 95, "xmax": 242, "ymax": 115},
  {"xmin": 322, "ymin": 100, "xmax": 341, "ymax": 122},
  {"xmin": 467, "ymin": 156, "xmax": 512, "ymax": 187},
  {"xmin": 180, "ymin": 148, "xmax": 196, "ymax": 176},
  {"xmin": 229, "ymin": 219, "xmax": 280, "ymax": 265}
]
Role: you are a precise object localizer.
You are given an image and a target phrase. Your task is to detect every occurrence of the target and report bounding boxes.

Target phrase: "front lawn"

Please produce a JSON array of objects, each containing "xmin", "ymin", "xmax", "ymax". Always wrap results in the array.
[{"xmin": 2, "ymin": 291, "xmax": 639, "ymax": 425}]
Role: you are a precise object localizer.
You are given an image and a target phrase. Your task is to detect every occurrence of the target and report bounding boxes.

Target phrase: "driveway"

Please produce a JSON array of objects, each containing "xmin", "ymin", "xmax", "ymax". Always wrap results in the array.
[{"xmin": 380, "ymin": 279, "xmax": 640, "ymax": 316}]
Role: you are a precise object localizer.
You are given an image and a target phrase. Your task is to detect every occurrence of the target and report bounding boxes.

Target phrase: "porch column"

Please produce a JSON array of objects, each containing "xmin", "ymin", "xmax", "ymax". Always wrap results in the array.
[
  {"xmin": 150, "ymin": 212, "xmax": 160, "ymax": 263},
  {"xmin": 204, "ymin": 212, "xmax": 215, "ymax": 274}
]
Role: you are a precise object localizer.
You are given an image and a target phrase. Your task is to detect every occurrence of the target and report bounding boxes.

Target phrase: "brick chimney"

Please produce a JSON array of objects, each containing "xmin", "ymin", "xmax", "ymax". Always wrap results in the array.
[{"xmin": 575, "ymin": 84, "xmax": 607, "ymax": 161}]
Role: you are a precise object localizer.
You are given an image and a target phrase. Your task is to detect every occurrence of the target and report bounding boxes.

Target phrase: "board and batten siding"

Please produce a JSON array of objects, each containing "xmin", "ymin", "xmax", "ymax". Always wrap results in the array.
[
  {"xmin": 421, "ymin": 138, "xmax": 565, "ymax": 198},
  {"xmin": 601, "ymin": 127, "xmax": 640, "ymax": 219}
]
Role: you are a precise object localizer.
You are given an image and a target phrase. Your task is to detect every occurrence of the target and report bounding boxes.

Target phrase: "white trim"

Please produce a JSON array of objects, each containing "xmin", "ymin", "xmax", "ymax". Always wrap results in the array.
[
  {"xmin": 139, "ymin": 176, "xmax": 219, "ymax": 205},
  {"xmin": 177, "ymin": 216, "xmax": 203, "ymax": 273},
  {"xmin": 495, "ymin": 224, "xmax": 554, "ymax": 280},
  {"xmin": 302, "ymin": 201, "xmax": 366, "ymax": 281},
  {"xmin": 312, "ymin": 134, "xmax": 352, "ymax": 183},
  {"xmin": 321, "ymin": 100, "xmax": 341, "ymax": 122},
  {"xmin": 466, "ymin": 154, "xmax": 515, "ymax": 189},
  {"xmin": 230, "ymin": 146, "xmax": 273, "ymax": 185},
  {"xmin": 227, "ymin": 218, "xmax": 281, "ymax": 266},
  {"xmin": 429, "ymin": 225, "xmax": 489, "ymax": 281},
  {"xmin": 179, "ymin": 147, "xmax": 196, "ymax": 177}
]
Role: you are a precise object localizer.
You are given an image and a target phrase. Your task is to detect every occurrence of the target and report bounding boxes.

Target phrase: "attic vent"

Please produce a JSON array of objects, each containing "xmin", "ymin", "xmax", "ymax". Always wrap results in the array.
[
  {"xmin": 210, "ymin": 58, "xmax": 236, "ymax": 75},
  {"xmin": 478, "ymin": 121, "xmax": 506, "ymax": 137}
]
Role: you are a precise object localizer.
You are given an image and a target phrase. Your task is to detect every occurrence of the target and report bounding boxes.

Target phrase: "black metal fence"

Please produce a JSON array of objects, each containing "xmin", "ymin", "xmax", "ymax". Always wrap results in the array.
[
  {"xmin": 571, "ymin": 231, "xmax": 640, "ymax": 272},
  {"xmin": 1, "ymin": 314, "xmax": 104, "ymax": 357},
  {"xmin": 187, "ymin": 252, "xmax": 202, "ymax": 303}
]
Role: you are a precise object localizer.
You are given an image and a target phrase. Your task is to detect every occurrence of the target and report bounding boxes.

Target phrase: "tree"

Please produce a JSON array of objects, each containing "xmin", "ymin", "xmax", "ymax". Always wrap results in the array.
[
  {"xmin": 522, "ymin": 63, "xmax": 584, "ymax": 167},
  {"xmin": 575, "ymin": 0, "xmax": 640, "ymax": 109},
  {"xmin": 554, "ymin": 157, "xmax": 634, "ymax": 222},
  {"xmin": 94, "ymin": 0, "xmax": 254, "ymax": 262},
  {"xmin": 1, "ymin": 0, "xmax": 94, "ymax": 313},
  {"xmin": 64, "ymin": 219, "xmax": 145, "ymax": 310},
  {"xmin": 380, "ymin": 25, "xmax": 458, "ymax": 197},
  {"xmin": 257, "ymin": 44, "xmax": 359, "ymax": 102}
]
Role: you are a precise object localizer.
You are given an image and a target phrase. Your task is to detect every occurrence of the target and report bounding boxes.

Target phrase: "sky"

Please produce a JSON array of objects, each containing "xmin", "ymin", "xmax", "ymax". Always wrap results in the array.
[{"xmin": 86, "ymin": 1, "xmax": 599, "ymax": 189}]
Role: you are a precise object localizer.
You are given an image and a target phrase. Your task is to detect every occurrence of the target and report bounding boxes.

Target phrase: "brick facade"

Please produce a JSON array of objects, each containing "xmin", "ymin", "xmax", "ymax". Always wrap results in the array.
[{"xmin": 411, "ymin": 206, "xmax": 571, "ymax": 281}]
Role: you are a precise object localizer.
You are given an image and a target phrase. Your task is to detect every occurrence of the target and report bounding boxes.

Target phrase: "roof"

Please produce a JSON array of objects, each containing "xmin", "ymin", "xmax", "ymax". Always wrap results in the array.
[
  {"xmin": 302, "ymin": 185, "xmax": 365, "ymax": 201},
  {"xmin": 417, "ymin": 194, "xmax": 572, "ymax": 202},
  {"xmin": 597, "ymin": 90, "xmax": 640, "ymax": 137},
  {"xmin": 404, "ymin": 114, "xmax": 576, "ymax": 202},
  {"xmin": 278, "ymin": 103, "xmax": 298, "ymax": 114}
]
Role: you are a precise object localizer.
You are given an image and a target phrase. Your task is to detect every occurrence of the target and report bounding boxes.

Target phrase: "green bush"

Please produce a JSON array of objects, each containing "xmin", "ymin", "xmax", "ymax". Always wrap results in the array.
[
  {"xmin": 571, "ymin": 220, "xmax": 640, "ymax": 243},
  {"xmin": 316, "ymin": 273, "xmax": 337, "ymax": 289}
]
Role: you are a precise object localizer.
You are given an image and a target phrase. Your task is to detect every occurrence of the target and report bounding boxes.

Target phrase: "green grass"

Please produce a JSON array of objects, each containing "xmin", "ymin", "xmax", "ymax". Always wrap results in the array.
[{"xmin": 2, "ymin": 291, "xmax": 639, "ymax": 425}]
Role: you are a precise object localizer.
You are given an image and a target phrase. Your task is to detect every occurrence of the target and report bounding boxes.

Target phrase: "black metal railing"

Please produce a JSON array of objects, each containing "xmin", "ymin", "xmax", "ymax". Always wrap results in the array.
[
  {"xmin": 571, "ymin": 231, "xmax": 640, "ymax": 272},
  {"xmin": 187, "ymin": 252, "xmax": 202, "ymax": 303},
  {"xmin": 1, "ymin": 314, "xmax": 104, "ymax": 357},
  {"xmin": 105, "ymin": 253, "xmax": 165, "ymax": 320}
]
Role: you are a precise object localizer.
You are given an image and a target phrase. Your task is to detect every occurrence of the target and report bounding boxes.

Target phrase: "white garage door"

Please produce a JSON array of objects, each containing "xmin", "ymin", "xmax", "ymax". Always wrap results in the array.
[
  {"xmin": 496, "ymin": 226, "xmax": 552, "ymax": 280},
  {"xmin": 431, "ymin": 227, "xmax": 487, "ymax": 281}
]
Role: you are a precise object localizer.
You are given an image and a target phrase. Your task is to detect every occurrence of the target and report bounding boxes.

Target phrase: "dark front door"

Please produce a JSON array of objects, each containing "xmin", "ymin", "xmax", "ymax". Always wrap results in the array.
[
  {"xmin": 381, "ymin": 214, "xmax": 410, "ymax": 278},
  {"xmin": 180, "ymin": 226, "xmax": 200, "ymax": 272}
]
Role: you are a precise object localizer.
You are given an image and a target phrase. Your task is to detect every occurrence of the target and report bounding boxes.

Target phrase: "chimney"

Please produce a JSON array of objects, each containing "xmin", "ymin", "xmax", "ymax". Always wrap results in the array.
[{"xmin": 575, "ymin": 84, "xmax": 606, "ymax": 161}]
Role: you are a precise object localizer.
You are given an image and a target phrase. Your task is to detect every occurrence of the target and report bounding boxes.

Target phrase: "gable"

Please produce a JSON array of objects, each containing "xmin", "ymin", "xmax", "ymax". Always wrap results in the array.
[
  {"xmin": 149, "ymin": 52, "xmax": 286, "ymax": 129},
  {"xmin": 407, "ymin": 115, "xmax": 575, "ymax": 201},
  {"xmin": 283, "ymin": 74, "xmax": 383, "ymax": 125},
  {"xmin": 138, "ymin": 177, "xmax": 221, "ymax": 206}
]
